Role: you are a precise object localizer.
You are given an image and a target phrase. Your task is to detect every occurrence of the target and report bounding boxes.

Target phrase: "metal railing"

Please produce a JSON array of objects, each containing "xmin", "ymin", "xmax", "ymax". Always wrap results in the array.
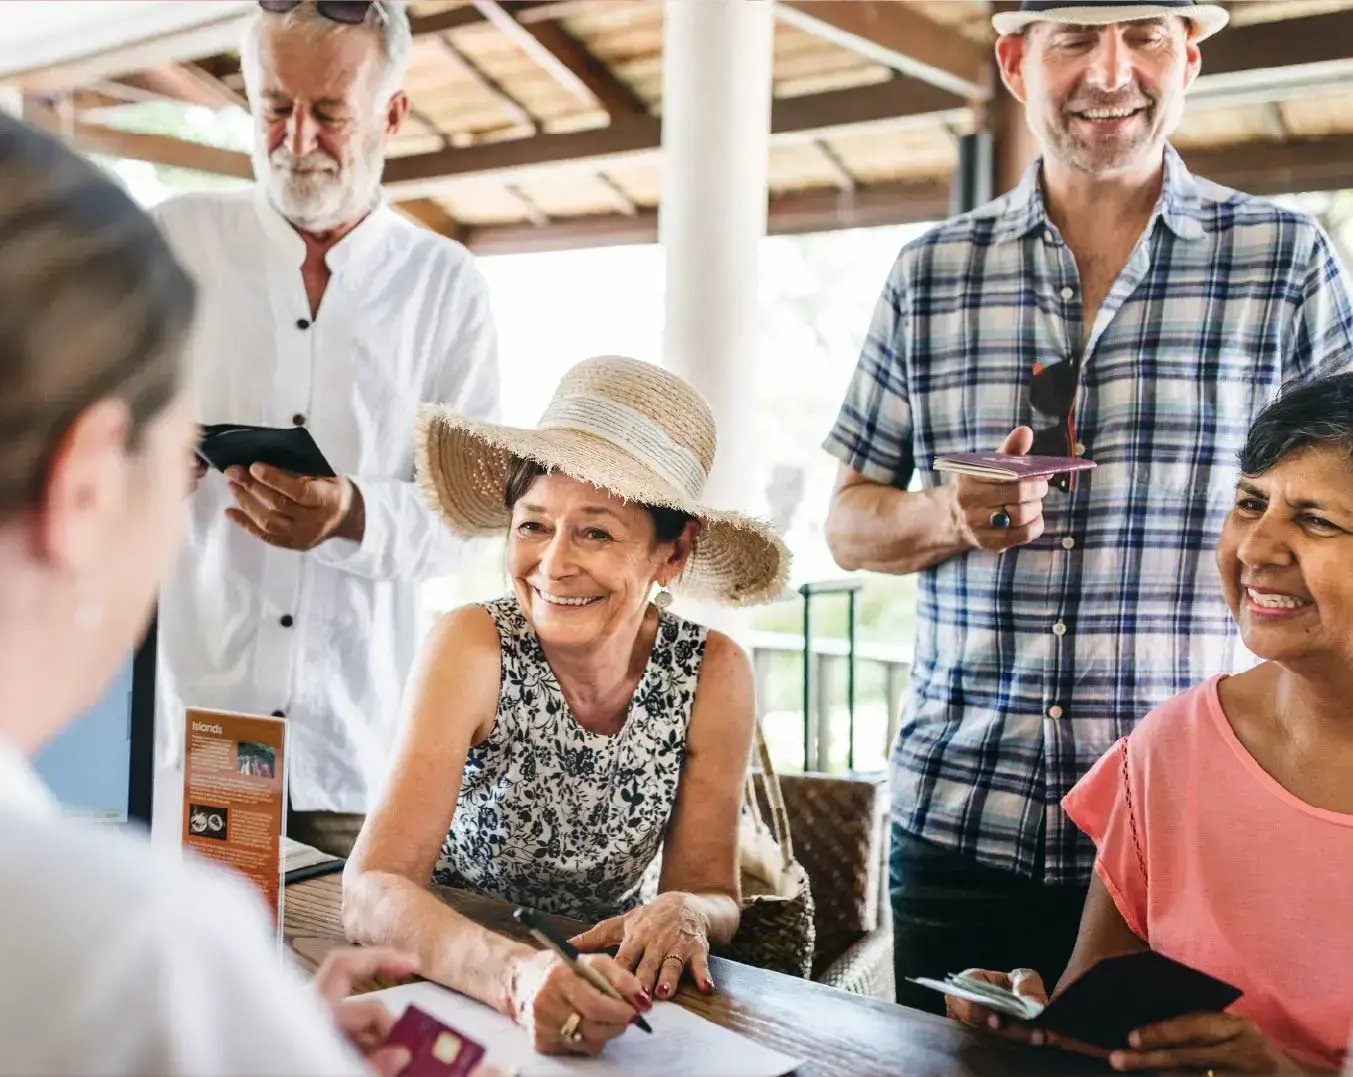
[{"xmin": 749, "ymin": 580, "xmax": 911, "ymax": 773}]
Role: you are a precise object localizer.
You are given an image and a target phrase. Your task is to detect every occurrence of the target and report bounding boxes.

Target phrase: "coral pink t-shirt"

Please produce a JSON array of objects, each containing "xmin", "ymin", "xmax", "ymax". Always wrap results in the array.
[{"xmin": 1063, "ymin": 675, "xmax": 1353, "ymax": 1072}]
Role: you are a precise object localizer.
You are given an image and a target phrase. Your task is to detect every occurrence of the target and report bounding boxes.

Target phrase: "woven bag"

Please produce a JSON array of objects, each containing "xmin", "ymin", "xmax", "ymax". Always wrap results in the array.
[{"xmin": 725, "ymin": 720, "xmax": 816, "ymax": 978}]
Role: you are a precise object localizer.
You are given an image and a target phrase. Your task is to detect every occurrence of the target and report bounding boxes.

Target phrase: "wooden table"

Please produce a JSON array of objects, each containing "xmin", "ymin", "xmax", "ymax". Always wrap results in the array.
[{"xmin": 284, "ymin": 874, "xmax": 1114, "ymax": 1076}]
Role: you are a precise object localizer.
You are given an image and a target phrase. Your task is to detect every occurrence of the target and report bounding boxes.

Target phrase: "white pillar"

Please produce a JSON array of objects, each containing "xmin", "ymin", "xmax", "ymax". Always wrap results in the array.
[
  {"xmin": 659, "ymin": 0, "xmax": 774, "ymax": 511},
  {"xmin": 659, "ymin": 0, "xmax": 776, "ymax": 634}
]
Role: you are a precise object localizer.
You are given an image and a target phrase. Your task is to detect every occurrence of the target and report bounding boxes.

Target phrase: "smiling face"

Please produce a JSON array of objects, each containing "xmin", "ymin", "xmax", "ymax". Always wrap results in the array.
[
  {"xmin": 249, "ymin": 23, "xmax": 406, "ymax": 231},
  {"xmin": 1216, "ymin": 445, "xmax": 1353, "ymax": 669},
  {"xmin": 505, "ymin": 472, "xmax": 695, "ymax": 652},
  {"xmin": 996, "ymin": 17, "xmax": 1200, "ymax": 176}
]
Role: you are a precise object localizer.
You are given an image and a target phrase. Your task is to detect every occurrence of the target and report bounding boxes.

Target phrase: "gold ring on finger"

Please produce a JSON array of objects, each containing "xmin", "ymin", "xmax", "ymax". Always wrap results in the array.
[
  {"xmin": 559, "ymin": 1010, "xmax": 584, "ymax": 1043},
  {"xmin": 662, "ymin": 953, "xmax": 685, "ymax": 967}
]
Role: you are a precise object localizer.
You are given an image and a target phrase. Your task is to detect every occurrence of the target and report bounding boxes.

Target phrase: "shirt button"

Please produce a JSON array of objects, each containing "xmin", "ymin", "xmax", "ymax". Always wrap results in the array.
[
  {"xmin": 296, "ymin": 318, "xmax": 311, "ymax": 330},
  {"xmin": 1073, "ymin": 442, "xmax": 1087, "ymax": 456},
  {"xmin": 292, "ymin": 413, "xmax": 306, "ymax": 427},
  {"xmin": 1048, "ymin": 704, "xmax": 1064, "ymax": 719},
  {"xmin": 1061, "ymin": 536, "xmax": 1076, "ymax": 550},
  {"xmin": 271, "ymin": 709, "xmax": 286, "ymax": 718},
  {"xmin": 1060, "ymin": 285, "xmax": 1075, "ymax": 300},
  {"xmin": 1052, "ymin": 621, "xmax": 1067, "ymax": 637},
  {"xmin": 280, "ymin": 614, "xmax": 294, "ymax": 628}
]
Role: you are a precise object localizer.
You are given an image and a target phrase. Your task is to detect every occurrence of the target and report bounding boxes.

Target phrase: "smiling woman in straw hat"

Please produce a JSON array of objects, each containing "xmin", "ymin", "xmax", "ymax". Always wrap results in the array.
[{"xmin": 344, "ymin": 356, "xmax": 789, "ymax": 1057}]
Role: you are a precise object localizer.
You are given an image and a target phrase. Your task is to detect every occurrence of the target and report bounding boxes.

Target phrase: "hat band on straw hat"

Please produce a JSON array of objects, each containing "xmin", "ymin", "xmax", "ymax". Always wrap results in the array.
[
  {"xmin": 991, "ymin": 1, "xmax": 1229, "ymax": 38},
  {"xmin": 536, "ymin": 394, "xmax": 708, "ymax": 502}
]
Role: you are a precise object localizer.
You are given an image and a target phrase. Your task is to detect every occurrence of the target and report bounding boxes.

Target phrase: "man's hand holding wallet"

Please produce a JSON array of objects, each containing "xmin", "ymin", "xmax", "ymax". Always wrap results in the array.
[{"xmin": 195, "ymin": 423, "xmax": 364, "ymax": 551}]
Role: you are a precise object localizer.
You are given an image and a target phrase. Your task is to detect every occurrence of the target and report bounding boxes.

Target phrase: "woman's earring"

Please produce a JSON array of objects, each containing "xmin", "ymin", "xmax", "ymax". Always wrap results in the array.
[
  {"xmin": 654, "ymin": 585, "xmax": 673, "ymax": 611},
  {"xmin": 75, "ymin": 595, "xmax": 104, "ymax": 631}
]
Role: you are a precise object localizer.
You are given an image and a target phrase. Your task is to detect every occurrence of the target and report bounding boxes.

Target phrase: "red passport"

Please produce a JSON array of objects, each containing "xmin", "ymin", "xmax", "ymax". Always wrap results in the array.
[
  {"xmin": 932, "ymin": 452, "xmax": 1097, "ymax": 481},
  {"xmin": 386, "ymin": 1004, "xmax": 486, "ymax": 1077}
]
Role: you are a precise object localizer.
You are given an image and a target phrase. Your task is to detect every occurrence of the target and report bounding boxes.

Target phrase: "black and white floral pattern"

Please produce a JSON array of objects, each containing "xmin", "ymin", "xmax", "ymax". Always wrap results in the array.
[{"xmin": 434, "ymin": 596, "xmax": 707, "ymax": 922}]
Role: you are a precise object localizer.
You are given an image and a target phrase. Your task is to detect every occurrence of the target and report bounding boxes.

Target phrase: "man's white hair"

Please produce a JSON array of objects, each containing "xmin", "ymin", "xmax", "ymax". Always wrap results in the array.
[{"xmin": 240, "ymin": 1, "xmax": 412, "ymax": 109}]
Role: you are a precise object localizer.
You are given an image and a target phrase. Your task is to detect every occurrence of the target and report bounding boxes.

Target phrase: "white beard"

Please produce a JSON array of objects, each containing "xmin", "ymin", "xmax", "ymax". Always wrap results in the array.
[{"xmin": 254, "ymin": 125, "xmax": 385, "ymax": 233}]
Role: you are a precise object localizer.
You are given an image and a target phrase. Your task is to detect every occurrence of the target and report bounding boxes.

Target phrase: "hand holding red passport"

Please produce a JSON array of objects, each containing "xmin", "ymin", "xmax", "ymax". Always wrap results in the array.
[
  {"xmin": 932, "ymin": 451, "xmax": 1097, "ymax": 481},
  {"xmin": 385, "ymin": 1004, "xmax": 489, "ymax": 1077},
  {"xmin": 934, "ymin": 427, "xmax": 1094, "ymax": 552}
]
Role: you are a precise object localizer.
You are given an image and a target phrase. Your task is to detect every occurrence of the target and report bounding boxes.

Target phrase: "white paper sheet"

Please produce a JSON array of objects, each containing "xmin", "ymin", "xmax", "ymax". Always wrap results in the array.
[{"xmin": 364, "ymin": 980, "xmax": 802, "ymax": 1076}]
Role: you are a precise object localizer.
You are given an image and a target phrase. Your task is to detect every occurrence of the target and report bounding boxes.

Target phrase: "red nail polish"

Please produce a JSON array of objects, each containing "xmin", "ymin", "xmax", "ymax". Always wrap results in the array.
[
  {"xmin": 656, "ymin": 984, "xmax": 669, "ymax": 998},
  {"xmin": 702, "ymin": 978, "xmax": 714, "ymax": 993}
]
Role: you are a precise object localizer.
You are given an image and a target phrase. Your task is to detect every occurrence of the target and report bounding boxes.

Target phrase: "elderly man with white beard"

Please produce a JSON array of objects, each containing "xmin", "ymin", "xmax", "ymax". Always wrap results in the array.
[{"xmin": 154, "ymin": 0, "xmax": 499, "ymax": 858}]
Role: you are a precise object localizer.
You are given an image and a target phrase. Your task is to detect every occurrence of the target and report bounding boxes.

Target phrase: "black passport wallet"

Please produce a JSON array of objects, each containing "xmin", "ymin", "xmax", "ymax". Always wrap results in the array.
[
  {"xmin": 196, "ymin": 423, "xmax": 335, "ymax": 478},
  {"xmin": 911, "ymin": 950, "xmax": 1243, "ymax": 1050}
]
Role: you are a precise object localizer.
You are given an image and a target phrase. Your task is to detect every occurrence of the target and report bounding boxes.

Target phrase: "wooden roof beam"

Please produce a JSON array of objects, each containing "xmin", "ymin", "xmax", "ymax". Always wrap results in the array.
[
  {"xmin": 382, "ymin": 77, "xmax": 966, "ymax": 194},
  {"xmin": 2, "ymin": 12, "xmax": 252, "ymax": 95},
  {"xmin": 458, "ymin": 179, "xmax": 952, "ymax": 255},
  {"xmin": 434, "ymin": 34, "xmax": 539, "ymax": 134},
  {"xmin": 25, "ymin": 101, "xmax": 252, "ymax": 178},
  {"xmin": 395, "ymin": 198, "xmax": 463, "ymax": 238},
  {"xmin": 472, "ymin": 0, "xmax": 646, "ymax": 116},
  {"xmin": 814, "ymin": 140, "xmax": 856, "ymax": 192},
  {"xmin": 505, "ymin": 182, "xmax": 551, "ymax": 226},
  {"xmin": 85, "ymin": 79, "xmax": 174, "ymax": 107},
  {"xmin": 409, "ymin": 6, "xmax": 489, "ymax": 35},
  {"xmin": 117, "ymin": 62, "xmax": 248, "ymax": 112},
  {"xmin": 1200, "ymin": 9, "xmax": 1353, "ymax": 79},
  {"xmin": 596, "ymin": 172, "xmax": 639, "ymax": 216},
  {"xmin": 1179, "ymin": 133, "xmax": 1353, "ymax": 196},
  {"xmin": 407, "ymin": 106, "xmax": 455, "ymax": 149},
  {"xmin": 777, "ymin": 1, "xmax": 990, "ymax": 103},
  {"xmin": 513, "ymin": 1, "xmax": 609, "ymax": 25}
]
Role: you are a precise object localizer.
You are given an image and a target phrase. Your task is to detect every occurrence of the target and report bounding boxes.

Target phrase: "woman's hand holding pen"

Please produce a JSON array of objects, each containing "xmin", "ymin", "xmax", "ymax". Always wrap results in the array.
[{"xmin": 503, "ymin": 948, "xmax": 652, "ymax": 1056}]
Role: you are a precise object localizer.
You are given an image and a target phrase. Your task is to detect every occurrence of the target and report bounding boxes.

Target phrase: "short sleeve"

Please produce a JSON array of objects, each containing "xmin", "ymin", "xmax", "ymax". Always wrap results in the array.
[
  {"xmin": 822, "ymin": 257, "xmax": 915, "ymax": 487},
  {"xmin": 1062, "ymin": 737, "xmax": 1150, "ymax": 942},
  {"xmin": 1289, "ymin": 223, "xmax": 1353, "ymax": 379}
]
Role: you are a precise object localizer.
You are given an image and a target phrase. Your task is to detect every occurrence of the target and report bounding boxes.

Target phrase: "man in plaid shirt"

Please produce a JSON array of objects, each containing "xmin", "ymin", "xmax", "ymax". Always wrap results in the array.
[{"xmin": 823, "ymin": 0, "xmax": 1353, "ymax": 1011}]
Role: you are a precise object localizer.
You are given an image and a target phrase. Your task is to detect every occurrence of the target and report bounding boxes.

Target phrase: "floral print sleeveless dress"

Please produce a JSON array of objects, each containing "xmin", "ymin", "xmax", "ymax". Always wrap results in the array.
[{"xmin": 433, "ymin": 596, "xmax": 707, "ymax": 922}]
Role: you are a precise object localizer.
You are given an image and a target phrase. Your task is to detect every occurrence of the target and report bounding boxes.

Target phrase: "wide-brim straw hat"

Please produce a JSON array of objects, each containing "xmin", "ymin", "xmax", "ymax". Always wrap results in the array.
[
  {"xmin": 992, "ymin": 0, "xmax": 1228, "ymax": 40},
  {"xmin": 415, "ymin": 355, "xmax": 790, "ymax": 607}
]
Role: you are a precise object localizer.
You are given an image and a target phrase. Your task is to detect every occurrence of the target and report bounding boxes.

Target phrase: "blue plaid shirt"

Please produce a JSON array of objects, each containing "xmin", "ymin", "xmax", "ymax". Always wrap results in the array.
[{"xmin": 825, "ymin": 146, "xmax": 1353, "ymax": 884}]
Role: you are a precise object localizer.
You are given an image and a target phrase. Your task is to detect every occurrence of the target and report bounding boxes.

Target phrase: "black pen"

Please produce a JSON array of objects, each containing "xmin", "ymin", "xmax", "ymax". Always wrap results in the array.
[{"xmin": 513, "ymin": 906, "xmax": 653, "ymax": 1034}]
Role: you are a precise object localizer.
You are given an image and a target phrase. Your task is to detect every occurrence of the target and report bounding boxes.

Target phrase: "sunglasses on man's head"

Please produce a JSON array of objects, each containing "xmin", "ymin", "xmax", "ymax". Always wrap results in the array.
[
  {"xmin": 258, "ymin": 1, "xmax": 387, "ymax": 26},
  {"xmin": 1029, "ymin": 358, "xmax": 1081, "ymax": 491}
]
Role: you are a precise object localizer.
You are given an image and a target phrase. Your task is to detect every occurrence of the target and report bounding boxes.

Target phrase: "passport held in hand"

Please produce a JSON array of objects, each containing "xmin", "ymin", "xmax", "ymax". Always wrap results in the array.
[
  {"xmin": 932, "ymin": 452, "xmax": 1097, "ymax": 481},
  {"xmin": 195, "ymin": 423, "xmax": 335, "ymax": 478},
  {"xmin": 910, "ymin": 950, "xmax": 1243, "ymax": 1050},
  {"xmin": 385, "ymin": 1004, "xmax": 486, "ymax": 1077}
]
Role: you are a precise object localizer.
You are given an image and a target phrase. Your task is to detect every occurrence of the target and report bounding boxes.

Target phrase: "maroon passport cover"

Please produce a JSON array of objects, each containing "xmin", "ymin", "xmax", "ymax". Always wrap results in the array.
[
  {"xmin": 933, "ymin": 452, "xmax": 1098, "ymax": 480},
  {"xmin": 386, "ymin": 1004, "xmax": 486, "ymax": 1077}
]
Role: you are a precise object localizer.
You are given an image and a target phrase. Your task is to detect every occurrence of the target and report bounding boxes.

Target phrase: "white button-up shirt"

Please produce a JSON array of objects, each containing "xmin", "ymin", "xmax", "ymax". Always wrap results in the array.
[
  {"xmin": 154, "ymin": 189, "xmax": 499, "ymax": 811},
  {"xmin": 0, "ymin": 735, "xmax": 365, "ymax": 1074}
]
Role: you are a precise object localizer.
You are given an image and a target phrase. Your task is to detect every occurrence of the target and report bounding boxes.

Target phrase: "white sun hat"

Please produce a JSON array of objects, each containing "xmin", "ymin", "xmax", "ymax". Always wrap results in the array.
[
  {"xmin": 415, "ymin": 355, "xmax": 791, "ymax": 607},
  {"xmin": 992, "ymin": 1, "xmax": 1229, "ymax": 41}
]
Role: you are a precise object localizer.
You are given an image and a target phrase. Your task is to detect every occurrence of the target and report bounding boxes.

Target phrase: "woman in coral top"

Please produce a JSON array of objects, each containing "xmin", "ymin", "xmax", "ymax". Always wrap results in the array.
[{"xmin": 948, "ymin": 374, "xmax": 1353, "ymax": 1074}]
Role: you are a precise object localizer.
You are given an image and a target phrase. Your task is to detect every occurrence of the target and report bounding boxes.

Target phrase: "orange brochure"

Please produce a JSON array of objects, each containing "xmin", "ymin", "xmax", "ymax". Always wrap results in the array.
[{"xmin": 182, "ymin": 707, "xmax": 288, "ymax": 935}]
